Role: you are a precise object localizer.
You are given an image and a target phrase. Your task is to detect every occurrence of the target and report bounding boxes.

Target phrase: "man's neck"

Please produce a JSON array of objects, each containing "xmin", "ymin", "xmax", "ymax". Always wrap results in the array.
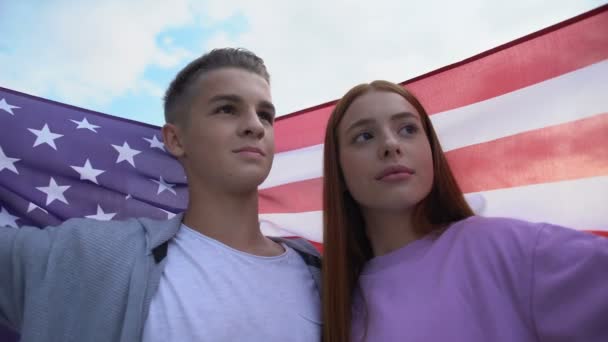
[{"xmin": 183, "ymin": 186, "xmax": 283, "ymax": 256}]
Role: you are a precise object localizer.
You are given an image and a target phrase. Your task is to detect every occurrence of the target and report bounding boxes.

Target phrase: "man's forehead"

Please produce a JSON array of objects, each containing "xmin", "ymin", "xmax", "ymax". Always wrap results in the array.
[{"xmin": 195, "ymin": 68, "xmax": 271, "ymax": 101}]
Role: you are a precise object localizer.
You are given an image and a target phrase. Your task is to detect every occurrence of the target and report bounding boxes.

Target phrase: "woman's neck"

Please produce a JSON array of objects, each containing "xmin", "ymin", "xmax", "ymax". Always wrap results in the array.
[{"xmin": 362, "ymin": 208, "xmax": 421, "ymax": 256}]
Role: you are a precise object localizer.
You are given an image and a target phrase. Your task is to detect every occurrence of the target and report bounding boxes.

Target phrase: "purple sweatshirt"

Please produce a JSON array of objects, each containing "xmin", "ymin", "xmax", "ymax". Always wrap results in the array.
[{"xmin": 352, "ymin": 216, "xmax": 608, "ymax": 342}]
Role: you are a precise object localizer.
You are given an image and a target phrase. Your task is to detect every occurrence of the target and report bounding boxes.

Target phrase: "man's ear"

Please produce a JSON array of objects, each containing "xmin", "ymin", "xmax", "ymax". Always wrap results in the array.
[{"xmin": 162, "ymin": 123, "xmax": 185, "ymax": 158}]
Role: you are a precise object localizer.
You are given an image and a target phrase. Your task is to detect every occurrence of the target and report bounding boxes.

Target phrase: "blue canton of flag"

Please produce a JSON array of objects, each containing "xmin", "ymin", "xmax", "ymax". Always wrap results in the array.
[{"xmin": 0, "ymin": 87, "xmax": 188, "ymax": 230}]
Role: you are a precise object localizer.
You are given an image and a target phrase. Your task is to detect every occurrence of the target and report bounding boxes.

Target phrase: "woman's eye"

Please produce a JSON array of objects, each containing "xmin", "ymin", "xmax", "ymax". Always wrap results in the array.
[
  {"xmin": 399, "ymin": 124, "xmax": 418, "ymax": 136},
  {"xmin": 354, "ymin": 132, "xmax": 373, "ymax": 143}
]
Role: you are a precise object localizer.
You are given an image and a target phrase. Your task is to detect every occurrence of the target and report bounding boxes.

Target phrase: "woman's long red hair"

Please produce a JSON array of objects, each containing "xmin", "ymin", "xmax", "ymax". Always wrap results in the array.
[{"xmin": 322, "ymin": 81, "xmax": 474, "ymax": 342}]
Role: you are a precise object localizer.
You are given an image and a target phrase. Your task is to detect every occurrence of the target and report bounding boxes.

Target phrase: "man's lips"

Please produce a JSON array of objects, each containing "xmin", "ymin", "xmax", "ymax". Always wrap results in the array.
[
  {"xmin": 375, "ymin": 165, "xmax": 415, "ymax": 180},
  {"xmin": 233, "ymin": 146, "xmax": 266, "ymax": 156}
]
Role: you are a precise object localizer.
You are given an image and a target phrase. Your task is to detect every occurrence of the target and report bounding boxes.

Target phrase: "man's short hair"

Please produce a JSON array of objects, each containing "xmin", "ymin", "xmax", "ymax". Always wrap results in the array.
[{"xmin": 163, "ymin": 48, "xmax": 270, "ymax": 124}]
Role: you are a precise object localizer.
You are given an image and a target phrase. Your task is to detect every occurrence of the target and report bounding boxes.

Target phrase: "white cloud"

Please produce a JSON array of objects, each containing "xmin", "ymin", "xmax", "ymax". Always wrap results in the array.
[
  {"xmin": 0, "ymin": 0, "xmax": 603, "ymax": 121},
  {"xmin": 0, "ymin": 0, "xmax": 196, "ymax": 106},
  {"xmin": 197, "ymin": 0, "xmax": 605, "ymax": 116},
  {"xmin": 136, "ymin": 79, "xmax": 165, "ymax": 98}
]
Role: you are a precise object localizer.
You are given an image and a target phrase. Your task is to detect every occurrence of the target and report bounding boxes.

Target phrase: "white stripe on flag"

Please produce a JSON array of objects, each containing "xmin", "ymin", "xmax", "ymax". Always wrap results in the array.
[
  {"xmin": 261, "ymin": 60, "xmax": 608, "ymax": 189},
  {"xmin": 467, "ymin": 175, "xmax": 608, "ymax": 231},
  {"xmin": 433, "ymin": 60, "xmax": 608, "ymax": 152},
  {"xmin": 261, "ymin": 144, "xmax": 323, "ymax": 189},
  {"xmin": 260, "ymin": 211, "xmax": 324, "ymax": 242},
  {"xmin": 259, "ymin": 175, "xmax": 608, "ymax": 241}
]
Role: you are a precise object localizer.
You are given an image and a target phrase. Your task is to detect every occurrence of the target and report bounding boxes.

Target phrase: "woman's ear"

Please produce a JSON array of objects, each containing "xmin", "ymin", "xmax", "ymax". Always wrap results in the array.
[{"xmin": 161, "ymin": 123, "xmax": 185, "ymax": 158}]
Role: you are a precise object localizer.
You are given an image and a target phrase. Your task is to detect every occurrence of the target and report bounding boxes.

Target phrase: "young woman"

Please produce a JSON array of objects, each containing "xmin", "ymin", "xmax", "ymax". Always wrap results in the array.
[{"xmin": 322, "ymin": 80, "xmax": 608, "ymax": 342}]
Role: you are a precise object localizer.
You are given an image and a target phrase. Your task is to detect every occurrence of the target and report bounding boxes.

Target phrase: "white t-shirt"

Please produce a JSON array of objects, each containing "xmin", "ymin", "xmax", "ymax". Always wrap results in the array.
[{"xmin": 142, "ymin": 224, "xmax": 321, "ymax": 342}]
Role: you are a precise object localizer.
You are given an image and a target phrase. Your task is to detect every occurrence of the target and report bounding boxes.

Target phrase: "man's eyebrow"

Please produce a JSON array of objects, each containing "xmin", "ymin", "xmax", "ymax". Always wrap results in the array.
[
  {"xmin": 208, "ymin": 95, "xmax": 275, "ymax": 114},
  {"xmin": 258, "ymin": 100, "xmax": 276, "ymax": 115},
  {"xmin": 208, "ymin": 94, "xmax": 243, "ymax": 104}
]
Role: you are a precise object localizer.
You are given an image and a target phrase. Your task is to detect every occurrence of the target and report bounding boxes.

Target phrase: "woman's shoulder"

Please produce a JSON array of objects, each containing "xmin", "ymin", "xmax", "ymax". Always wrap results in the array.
[
  {"xmin": 442, "ymin": 215, "xmax": 602, "ymax": 262},
  {"xmin": 439, "ymin": 215, "xmax": 548, "ymax": 258},
  {"xmin": 447, "ymin": 215, "xmax": 544, "ymax": 239}
]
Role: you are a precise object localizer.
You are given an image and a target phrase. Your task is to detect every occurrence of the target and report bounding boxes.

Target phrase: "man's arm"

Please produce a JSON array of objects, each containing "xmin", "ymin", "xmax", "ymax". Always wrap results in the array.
[{"xmin": 0, "ymin": 225, "xmax": 53, "ymax": 331}]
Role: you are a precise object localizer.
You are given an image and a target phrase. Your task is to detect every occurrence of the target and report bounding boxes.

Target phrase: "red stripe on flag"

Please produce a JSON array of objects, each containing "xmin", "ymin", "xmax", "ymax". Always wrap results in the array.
[
  {"xmin": 449, "ymin": 113, "xmax": 608, "ymax": 193},
  {"xmin": 308, "ymin": 240, "xmax": 324, "ymax": 253},
  {"xmin": 405, "ymin": 7, "xmax": 608, "ymax": 115},
  {"xmin": 260, "ymin": 113, "xmax": 608, "ymax": 213},
  {"xmin": 274, "ymin": 7, "xmax": 608, "ymax": 153},
  {"xmin": 260, "ymin": 178, "xmax": 322, "ymax": 214},
  {"xmin": 589, "ymin": 230, "xmax": 608, "ymax": 238},
  {"xmin": 274, "ymin": 105, "xmax": 332, "ymax": 153}
]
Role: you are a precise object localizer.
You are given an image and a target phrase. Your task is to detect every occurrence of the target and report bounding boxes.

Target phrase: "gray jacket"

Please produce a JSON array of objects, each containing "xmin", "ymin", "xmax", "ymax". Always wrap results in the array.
[{"xmin": 0, "ymin": 214, "xmax": 322, "ymax": 342}]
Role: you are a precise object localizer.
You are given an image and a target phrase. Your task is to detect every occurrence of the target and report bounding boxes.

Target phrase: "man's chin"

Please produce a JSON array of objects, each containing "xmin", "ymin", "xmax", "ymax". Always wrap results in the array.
[{"xmin": 228, "ymin": 173, "xmax": 270, "ymax": 191}]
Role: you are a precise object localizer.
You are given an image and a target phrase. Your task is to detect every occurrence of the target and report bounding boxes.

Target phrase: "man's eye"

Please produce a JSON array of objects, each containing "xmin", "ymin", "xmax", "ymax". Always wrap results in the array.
[
  {"xmin": 215, "ymin": 105, "xmax": 236, "ymax": 114},
  {"xmin": 258, "ymin": 111, "xmax": 274, "ymax": 124}
]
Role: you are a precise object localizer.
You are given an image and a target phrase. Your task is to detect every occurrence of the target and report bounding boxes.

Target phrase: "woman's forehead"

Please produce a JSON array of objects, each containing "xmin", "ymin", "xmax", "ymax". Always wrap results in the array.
[{"xmin": 340, "ymin": 91, "xmax": 421, "ymax": 128}]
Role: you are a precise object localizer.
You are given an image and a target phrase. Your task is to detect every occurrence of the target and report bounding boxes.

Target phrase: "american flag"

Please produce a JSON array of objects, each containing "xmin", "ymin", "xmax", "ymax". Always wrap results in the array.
[
  {"xmin": 256, "ymin": 6, "xmax": 608, "ymax": 241},
  {"xmin": 0, "ymin": 91, "xmax": 189, "ymax": 229},
  {"xmin": 1, "ymin": 5, "xmax": 607, "ymax": 341}
]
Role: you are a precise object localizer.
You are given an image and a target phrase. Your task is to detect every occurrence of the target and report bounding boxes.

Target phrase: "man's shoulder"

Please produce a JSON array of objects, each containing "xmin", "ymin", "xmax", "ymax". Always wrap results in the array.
[
  {"xmin": 272, "ymin": 237, "xmax": 322, "ymax": 269},
  {"xmin": 2, "ymin": 217, "xmax": 166, "ymax": 284},
  {"xmin": 45, "ymin": 216, "xmax": 144, "ymax": 237},
  {"xmin": 273, "ymin": 236, "xmax": 320, "ymax": 256},
  {"xmin": 15, "ymin": 216, "xmax": 170, "ymax": 257}
]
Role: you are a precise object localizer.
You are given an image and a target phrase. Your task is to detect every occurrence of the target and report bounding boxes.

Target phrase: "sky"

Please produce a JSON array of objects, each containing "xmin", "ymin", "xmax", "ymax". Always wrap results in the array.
[{"xmin": 0, "ymin": 0, "xmax": 605, "ymax": 126}]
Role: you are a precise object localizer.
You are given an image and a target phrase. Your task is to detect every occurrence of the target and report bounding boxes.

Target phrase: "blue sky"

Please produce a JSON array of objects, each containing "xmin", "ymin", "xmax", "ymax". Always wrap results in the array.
[{"xmin": 0, "ymin": 0, "xmax": 604, "ymax": 127}]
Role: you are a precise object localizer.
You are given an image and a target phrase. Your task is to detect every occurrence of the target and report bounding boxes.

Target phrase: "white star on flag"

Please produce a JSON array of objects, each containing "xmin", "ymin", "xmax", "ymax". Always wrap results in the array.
[
  {"xmin": 0, "ymin": 98, "xmax": 20, "ymax": 115},
  {"xmin": 143, "ymin": 135, "xmax": 165, "ymax": 151},
  {"xmin": 0, "ymin": 207, "xmax": 19, "ymax": 228},
  {"xmin": 71, "ymin": 159, "xmax": 105, "ymax": 184},
  {"xmin": 161, "ymin": 209, "xmax": 176, "ymax": 219},
  {"xmin": 36, "ymin": 177, "xmax": 71, "ymax": 206},
  {"xmin": 28, "ymin": 124, "xmax": 63, "ymax": 150},
  {"xmin": 112, "ymin": 142, "xmax": 141, "ymax": 167},
  {"xmin": 27, "ymin": 202, "xmax": 48, "ymax": 214},
  {"xmin": 85, "ymin": 205, "xmax": 117, "ymax": 221},
  {"xmin": 71, "ymin": 117, "xmax": 100, "ymax": 133},
  {"xmin": 152, "ymin": 176, "xmax": 177, "ymax": 195},
  {"xmin": 0, "ymin": 146, "xmax": 20, "ymax": 174}
]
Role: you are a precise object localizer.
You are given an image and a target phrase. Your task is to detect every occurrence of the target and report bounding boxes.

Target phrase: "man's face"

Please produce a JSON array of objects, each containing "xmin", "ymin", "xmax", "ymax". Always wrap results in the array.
[{"xmin": 167, "ymin": 67, "xmax": 275, "ymax": 194}]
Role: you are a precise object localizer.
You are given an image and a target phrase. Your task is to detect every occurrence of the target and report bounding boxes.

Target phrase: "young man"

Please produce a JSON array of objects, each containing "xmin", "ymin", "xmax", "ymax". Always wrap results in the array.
[{"xmin": 0, "ymin": 48, "xmax": 321, "ymax": 342}]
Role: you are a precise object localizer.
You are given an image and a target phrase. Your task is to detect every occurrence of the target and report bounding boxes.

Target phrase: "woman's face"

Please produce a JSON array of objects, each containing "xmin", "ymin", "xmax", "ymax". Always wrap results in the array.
[{"xmin": 337, "ymin": 90, "xmax": 434, "ymax": 213}]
